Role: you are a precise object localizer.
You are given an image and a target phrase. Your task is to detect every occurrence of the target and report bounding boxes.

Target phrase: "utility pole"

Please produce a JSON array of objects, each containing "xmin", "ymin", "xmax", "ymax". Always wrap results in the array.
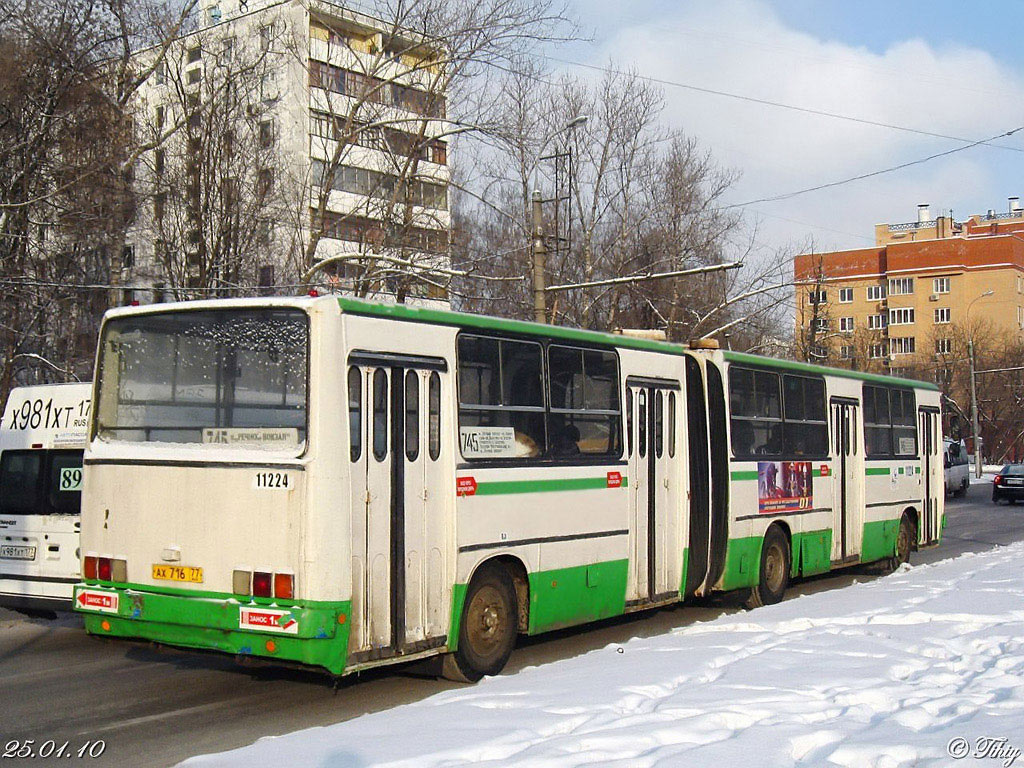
[
  {"xmin": 531, "ymin": 189, "xmax": 547, "ymax": 324},
  {"xmin": 969, "ymin": 338, "xmax": 982, "ymax": 478}
]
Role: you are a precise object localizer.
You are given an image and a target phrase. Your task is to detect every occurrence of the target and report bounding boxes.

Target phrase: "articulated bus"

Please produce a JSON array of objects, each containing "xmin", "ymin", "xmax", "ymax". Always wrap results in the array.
[
  {"xmin": 1, "ymin": 383, "xmax": 92, "ymax": 614},
  {"xmin": 74, "ymin": 297, "xmax": 942, "ymax": 680}
]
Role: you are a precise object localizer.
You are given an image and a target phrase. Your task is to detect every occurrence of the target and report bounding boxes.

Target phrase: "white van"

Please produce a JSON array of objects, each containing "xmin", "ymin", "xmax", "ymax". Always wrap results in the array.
[
  {"xmin": 0, "ymin": 383, "xmax": 92, "ymax": 614},
  {"xmin": 943, "ymin": 438, "xmax": 970, "ymax": 497}
]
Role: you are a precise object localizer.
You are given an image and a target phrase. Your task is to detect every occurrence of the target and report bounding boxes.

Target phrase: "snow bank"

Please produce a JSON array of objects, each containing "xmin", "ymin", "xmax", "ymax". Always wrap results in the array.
[{"xmin": 184, "ymin": 544, "xmax": 1024, "ymax": 768}]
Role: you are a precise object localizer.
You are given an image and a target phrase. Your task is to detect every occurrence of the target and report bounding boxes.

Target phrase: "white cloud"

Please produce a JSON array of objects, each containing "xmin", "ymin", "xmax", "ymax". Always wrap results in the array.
[{"xmin": 578, "ymin": 0, "xmax": 1024, "ymax": 253}]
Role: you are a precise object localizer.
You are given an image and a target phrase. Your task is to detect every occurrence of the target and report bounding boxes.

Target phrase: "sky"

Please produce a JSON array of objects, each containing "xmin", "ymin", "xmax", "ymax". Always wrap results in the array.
[{"xmin": 558, "ymin": 0, "xmax": 1024, "ymax": 257}]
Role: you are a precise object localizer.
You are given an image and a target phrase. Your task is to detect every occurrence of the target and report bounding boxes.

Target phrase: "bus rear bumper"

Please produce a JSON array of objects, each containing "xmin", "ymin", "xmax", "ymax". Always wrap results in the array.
[{"xmin": 73, "ymin": 584, "xmax": 352, "ymax": 675}]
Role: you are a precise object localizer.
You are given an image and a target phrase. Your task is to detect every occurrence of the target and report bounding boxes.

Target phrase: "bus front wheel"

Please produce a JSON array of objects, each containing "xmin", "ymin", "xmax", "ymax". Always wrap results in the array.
[
  {"xmin": 746, "ymin": 526, "xmax": 790, "ymax": 609},
  {"xmin": 442, "ymin": 563, "xmax": 518, "ymax": 683}
]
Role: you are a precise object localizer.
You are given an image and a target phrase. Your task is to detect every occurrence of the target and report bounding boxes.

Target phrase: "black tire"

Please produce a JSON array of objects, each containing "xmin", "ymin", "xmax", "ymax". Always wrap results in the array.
[
  {"xmin": 745, "ymin": 526, "xmax": 790, "ymax": 609},
  {"xmin": 442, "ymin": 564, "xmax": 517, "ymax": 683},
  {"xmin": 954, "ymin": 480, "xmax": 968, "ymax": 498},
  {"xmin": 892, "ymin": 512, "xmax": 915, "ymax": 569}
]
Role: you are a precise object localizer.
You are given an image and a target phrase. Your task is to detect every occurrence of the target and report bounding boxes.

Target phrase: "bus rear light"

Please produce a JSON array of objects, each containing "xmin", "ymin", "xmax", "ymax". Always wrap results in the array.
[
  {"xmin": 84, "ymin": 556, "xmax": 97, "ymax": 580},
  {"xmin": 252, "ymin": 571, "xmax": 272, "ymax": 598},
  {"xmin": 274, "ymin": 573, "xmax": 294, "ymax": 600},
  {"xmin": 97, "ymin": 557, "xmax": 112, "ymax": 581},
  {"xmin": 111, "ymin": 559, "xmax": 127, "ymax": 582},
  {"xmin": 233, "ymin": 570, "xmax": 251, "ymax": 596}
]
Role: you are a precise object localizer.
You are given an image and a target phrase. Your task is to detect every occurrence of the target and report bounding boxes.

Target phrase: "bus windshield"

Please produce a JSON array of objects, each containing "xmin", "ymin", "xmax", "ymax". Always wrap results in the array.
[{"xmin": 95, "ymin": 308, "xmax": 308, "ymax": 449}]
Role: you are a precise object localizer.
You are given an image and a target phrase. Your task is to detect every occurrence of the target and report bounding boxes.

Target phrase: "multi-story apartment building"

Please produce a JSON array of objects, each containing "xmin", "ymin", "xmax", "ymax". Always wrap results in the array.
[
  {"xmin": 124, "ymin": 0, "xmax": 450, "ymax": 304},
  {"xmin": 795, "ymin": 200, "xmax": 1024, "ymax": 379}
]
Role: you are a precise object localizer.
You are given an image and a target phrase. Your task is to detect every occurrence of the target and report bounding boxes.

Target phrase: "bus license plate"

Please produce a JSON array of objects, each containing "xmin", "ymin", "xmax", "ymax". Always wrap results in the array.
[
  {"xmin": 0, "ymin": 545, "xmax": 36, "ymax": 560},
  {"xmin": 152, "ymin": 564, "xmax": 203, "ymax": 583}
]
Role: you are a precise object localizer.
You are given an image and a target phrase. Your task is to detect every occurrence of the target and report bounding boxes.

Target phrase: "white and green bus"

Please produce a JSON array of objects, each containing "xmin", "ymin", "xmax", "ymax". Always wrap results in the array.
[
  {"xmin": 1, "ymin": 383, "xmax": 92, "ymax": 614},
  {"xmin": 74, "ymin": 297, "xmax": 943, "ymax": 680}
]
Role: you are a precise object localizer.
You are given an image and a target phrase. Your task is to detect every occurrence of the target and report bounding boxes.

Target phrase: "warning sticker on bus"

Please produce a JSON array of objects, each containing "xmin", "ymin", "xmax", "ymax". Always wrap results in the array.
[
  {"xmin": 239, "ymin": 607, "xmax": 299, "ymax": 634},
  {"xmin": 757, "ymin": 461, "xmax": 813, "ymax": 514}
]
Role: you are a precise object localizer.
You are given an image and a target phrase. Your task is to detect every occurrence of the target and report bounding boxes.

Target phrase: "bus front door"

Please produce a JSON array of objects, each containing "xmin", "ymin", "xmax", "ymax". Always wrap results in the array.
[
  {"xmin": 830, "ymin": 398, "xmax": 863, "ymax": 561},
  {"xmin": 350, "ymin": 356, "xmax": 449, "ymax": 660},
  {"xmin": 918, "ymin": 407, "xmax": 942, "ymax": 545},
  {"xmin": 626, "ymin": 379, "xmax": 681, "ymax": 604}
]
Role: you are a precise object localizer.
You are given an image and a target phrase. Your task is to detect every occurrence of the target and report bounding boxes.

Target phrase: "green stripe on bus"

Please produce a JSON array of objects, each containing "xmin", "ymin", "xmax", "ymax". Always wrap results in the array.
[
  {"xmin": 730, "ymin": 470, "xmax": 758, "ymax": 481},
  {"xmin": 865, "ymin": 467, "xmax": 891, "ymax": 476},
  {"xmin": 475, "ymin": 476, "xmax": 628, "ymax": 496}
]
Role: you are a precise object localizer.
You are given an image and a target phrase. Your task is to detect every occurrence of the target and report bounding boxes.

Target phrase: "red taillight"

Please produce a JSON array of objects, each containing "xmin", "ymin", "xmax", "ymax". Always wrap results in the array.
[
  {"xmin": 995, "ymin": 475, "xmax": 1003, "ymax": 485},
  {"xmin": 253, "ymin": 571, "xmax": 272, "ymax": 597},
  {"xmin": 274, "ymin": 573, "xmax": 294, "ymax": 600},
  {"xmin": 84, "ymin": 556, "xmax": 97, "ymax": 580},
  {"xmin": 97, "ymin": 557, "xmax": 112, "ymax": 581}
]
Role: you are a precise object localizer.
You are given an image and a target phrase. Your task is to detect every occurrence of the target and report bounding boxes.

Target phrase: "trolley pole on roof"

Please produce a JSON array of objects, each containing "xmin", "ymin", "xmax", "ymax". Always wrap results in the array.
[{"xmin": 531, "ymin": 190, "xmax": 547, "ymax": 324}]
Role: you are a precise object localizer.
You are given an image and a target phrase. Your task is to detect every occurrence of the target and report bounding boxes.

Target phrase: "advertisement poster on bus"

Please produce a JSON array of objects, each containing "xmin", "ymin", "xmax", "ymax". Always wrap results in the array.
[{"xmin": 757, "ymin": 460, "xmax": 813, "ymax": 513}]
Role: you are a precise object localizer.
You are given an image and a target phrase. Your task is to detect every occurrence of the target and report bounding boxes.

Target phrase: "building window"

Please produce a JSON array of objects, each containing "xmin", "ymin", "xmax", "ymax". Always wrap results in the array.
[
  {"xmin": 935, "ymin": 338, "xmax": 951, "ymax": 355},
  {"xmin": 1019, "ymin": 306, "xmax": 1024, "ymax": 330},
  {"xmin": 260, "ymin": 72, "xmax": 278, "ymax": 102},
  {"xmin": 259, "ymin": 120, "xmax": 275, "ymax": 147},
  {"xmin": 890, "ymin": 336, "xmax": 916, "ymax": 355},
  {"xmin": 867, "ymin": 314, "xmax": 887, "ymax": 330},
  {"xmin": 813, "ymin": 317, "xmax": 828, "ymax": 333},
  {"xmin": 187, "ymin": 45, "xmax": 201, "ymax": 64},
  {"xmin": 121, "ymin": 245, "xmax": 135, "ymax": 269},
  {"xmin": 869, "ymin": 343, "xmax": 887, "ymax": 359},
  {"xmin": 808, "ymin": 289, "xmax": 826, "ymax": 305},
  {"xmin": 838, "ymin": 287, "xmax": 853, "ymax": 303},
  {"xmin": 933, "ymin": 277, "xmax": 950, "ymax": 294},
  {"xmin": 257, "ymin": 169, "xmax": 274, "ymax": 196},
  {"xmin": 260, "ymin": 25, "xmax": 274, "ymax": 51},
  {"xmin": 187, "ymin": 68, "xmax": 201, "ymax": 85},
  {"xmin": 154, "ymin": 62, "xmax": 166, "ymax": 85},
  {"xmin": 1018, "ymin": 276, "xmax": 1024, "ymax": 294},
  {"xmin": 154, "ymin": 149, "xmax": 165, "ymax": 174},
  {"xmin": 888, "ymin": 277, "xmax": 914, "ymax": 296},
  {"xmin": 155, "ymin": 105, "xmax": 164, "ymax": 129},
  {"xmin": 839, "ymin": 345, "xmax": 853, "ymax": 360},
  {"xmin": 889, "ymin": 307, "xmax": 915, "ymax": 325},
  {"xmin": 839, "ymin": 317, "xmax": 854, "ymax": 332},
  {"xmin": 934, "ymin": 307, "xmax": 950, "ymax": 324},
  {"xmin": 866, "ymin": 285, "xmax": 886, "ymax": 302}
]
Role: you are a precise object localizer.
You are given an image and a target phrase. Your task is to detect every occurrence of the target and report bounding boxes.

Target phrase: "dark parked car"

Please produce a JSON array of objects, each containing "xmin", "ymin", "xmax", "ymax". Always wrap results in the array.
[{"xmin": 992, "ymin": 465, "xmax": 1024, "ymax": 504}]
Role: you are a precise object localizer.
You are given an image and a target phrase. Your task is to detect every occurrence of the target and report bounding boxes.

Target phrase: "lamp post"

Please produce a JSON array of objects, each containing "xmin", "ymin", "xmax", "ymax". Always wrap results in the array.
[
  {"xmin": 531, "ymin": 115, "xmax": 588, "ymax": 323},
  {"xmin": 967, "ymin": 290, "xmax": 994, "ymax": 478}
]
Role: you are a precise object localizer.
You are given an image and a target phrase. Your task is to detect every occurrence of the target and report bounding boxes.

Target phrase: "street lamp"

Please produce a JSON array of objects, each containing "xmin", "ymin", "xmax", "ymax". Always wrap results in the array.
[
  {"xmin": 531, "ymin": 115, "xmax": 588, "ymax": 324},
  {"xmin": 967, "ymin": 290, "xmax": 994, "ymax": 478}
]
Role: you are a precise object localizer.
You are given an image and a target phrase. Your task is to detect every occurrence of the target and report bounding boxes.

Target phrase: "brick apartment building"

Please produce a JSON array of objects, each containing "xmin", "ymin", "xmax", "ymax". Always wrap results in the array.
[{"xmin": 794, "ymin": 200, "xmax": 1024, "ymax": 380}]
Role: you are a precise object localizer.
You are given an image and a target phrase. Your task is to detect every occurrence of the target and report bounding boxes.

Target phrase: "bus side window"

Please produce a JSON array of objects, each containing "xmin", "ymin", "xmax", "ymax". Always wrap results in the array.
[
  {"xmin": 638, "ymin": 390, "xmax": 647, "ymax": 458},
  {"xmin": 372, "ymin": 368, "xmax": 387, "ymax": 462},
  {"xmin": 428, "ymin": 371, "xmax": 441, "ymax": 461},
  {"xmin": 405, "ymin": 370, "xmax": 419, "ymax": 462},
  {"xmin": 348, "ymin": 366, "xmax": 361, "ymax": 462},
  {"xmin": 625, "ymin": 389, "xmax": 633, "ymax": 457},
  {"xmin": 668, "ymin": 391, "xmax": 676, "ymax": 458},
  {"xmin": 654, "ymin": 391, "xmax": 664, "ymax": 458}
]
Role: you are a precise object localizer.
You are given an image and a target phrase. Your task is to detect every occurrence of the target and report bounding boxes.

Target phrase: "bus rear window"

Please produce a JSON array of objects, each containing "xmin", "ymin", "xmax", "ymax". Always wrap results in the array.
[{"xmin": 95, "ymin": 308, "xmax": 308, "ymax": 449}]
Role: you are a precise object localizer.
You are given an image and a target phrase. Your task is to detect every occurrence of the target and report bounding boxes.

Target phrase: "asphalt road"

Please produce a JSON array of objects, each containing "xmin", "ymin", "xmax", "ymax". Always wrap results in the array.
[{"xmin": 1, "ymin": 479, "xmax": 1021, "ymax": 768}]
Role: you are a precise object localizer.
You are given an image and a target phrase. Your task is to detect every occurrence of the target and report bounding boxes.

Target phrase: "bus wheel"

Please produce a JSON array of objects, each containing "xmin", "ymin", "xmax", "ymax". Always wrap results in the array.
[
  {"xmin": 442, "ymin": 564, "xmax": 517, "ymax": 683},
  {"xmin": 892, "ymin": 513, "xmax": 915, "ymax": 570},
  {"xmin": 745, "ymin": 526, "xmax": 790, "ymax": 609}
]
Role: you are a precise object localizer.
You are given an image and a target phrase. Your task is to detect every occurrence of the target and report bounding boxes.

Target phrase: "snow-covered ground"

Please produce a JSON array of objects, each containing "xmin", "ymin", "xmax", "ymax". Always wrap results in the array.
[{"xmin": 185, "ymin": 544, "xmax": 1024, "ymax": 768}]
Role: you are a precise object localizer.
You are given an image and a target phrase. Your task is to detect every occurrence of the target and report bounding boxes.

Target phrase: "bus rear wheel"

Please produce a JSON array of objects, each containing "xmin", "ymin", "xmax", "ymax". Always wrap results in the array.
[
  {"xmin": 442, "ymin": 564, "xmax": 517, "ymax": 683},
  {"xmin": 746, "ymin": 526, "xmax": 790, "ymax": 609},
  {"xmin": 893, "ymin": 513, "xmax": 915, "ymax": 569}
]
